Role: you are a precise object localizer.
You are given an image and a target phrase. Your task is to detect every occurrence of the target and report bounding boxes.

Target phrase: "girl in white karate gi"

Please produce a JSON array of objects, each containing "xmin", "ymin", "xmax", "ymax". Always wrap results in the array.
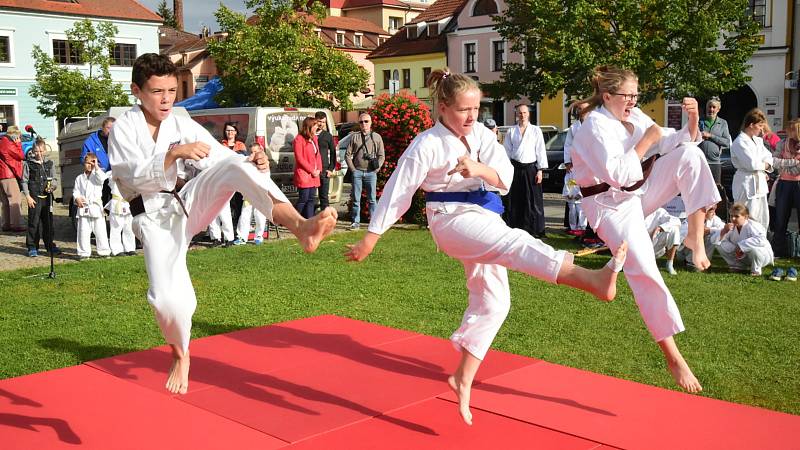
[
  {"xmin": 345, "ymin": 69, "xmax": 628, "ymax": 426},
  {"xmin": 717, "ymin": 203, "xmax": 774, "ymax": 275},
  {"xmin": 570, "ymin": 66, "xmax": 721, "ymax": 393},
  {"xmin": 74, "ymin": 153, "xmax": 111, "ymax": 259},
  {"xmin": 105, "ymin": 170, "xmax": 136, "ymax": 256},
  {"xmin": 644, "ymin": 208, "xmax": 682, "ymax": 275},
  {"xmin": 109, "ymin": 53, "xmax": 337, "ymax": 396},
  {"xmin": 731, "ymin": 108, "xmax": 774, "ymax": 230},
  {"xmin": 234, "ymin": 143, "xmax": 269, "ymax": 245}
]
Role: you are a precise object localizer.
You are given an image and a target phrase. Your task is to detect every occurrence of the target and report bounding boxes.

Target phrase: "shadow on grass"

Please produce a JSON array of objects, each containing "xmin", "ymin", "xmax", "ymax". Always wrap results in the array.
[{"xmin": 38, "ymin": 338, "xmax": 140, "ymax": 363}]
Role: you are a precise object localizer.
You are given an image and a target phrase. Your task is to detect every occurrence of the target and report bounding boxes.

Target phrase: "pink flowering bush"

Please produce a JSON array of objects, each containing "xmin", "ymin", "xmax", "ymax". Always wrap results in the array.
[{"xmin": 366, "ymin": 90, "xmax": 434, "ymax": 224}]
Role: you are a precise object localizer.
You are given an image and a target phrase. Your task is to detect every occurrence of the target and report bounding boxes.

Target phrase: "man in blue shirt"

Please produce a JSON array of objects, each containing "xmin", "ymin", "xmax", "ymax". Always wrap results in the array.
[{"xmin": 80, "ymin": 117, "xmax": 115, "ymax": 171}]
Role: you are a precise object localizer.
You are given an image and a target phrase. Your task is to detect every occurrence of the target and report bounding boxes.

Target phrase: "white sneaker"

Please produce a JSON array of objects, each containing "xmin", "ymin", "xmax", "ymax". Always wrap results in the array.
[{"xmin": 350, "ymin": 223, "xmax": 360, "ymax": 230}]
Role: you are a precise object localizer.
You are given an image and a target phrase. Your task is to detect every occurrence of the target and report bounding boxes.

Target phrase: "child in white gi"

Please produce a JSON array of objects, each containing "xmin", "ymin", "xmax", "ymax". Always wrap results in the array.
[
  {"xmin": 105, "ymin": 170, "xmax": 136, "ymax": 256},
  {"xmin": 717, "ymin": 202, "xmax": 774, "ymax": 276},
  {"xmin": 234, "ymin": 142, "xmax": 269, "ymax": 245},
  {"xmin": 644, "ymin": 208, "xmax": 682, "ymax": 275},
  {"xmin": 74, "ymin": 153, "xmax": 111, "ymax": 259},
  {"xmin": 562, "ymin": 172, "xmax": 587, "ymax": 233},
  {"xmin": 346, "ymin": 69, "xmax": 627, "ymax": 426},
  {"xmin": 108, "ymin": 54, "xmax": 337, "ymax": 396},
  {"xmin": 731, "ymin": 108, "xmax": 773, "ymax": 229},
  {"xmin": 571, "ymin": 66, "xmax": 721, "ymax": 393}
]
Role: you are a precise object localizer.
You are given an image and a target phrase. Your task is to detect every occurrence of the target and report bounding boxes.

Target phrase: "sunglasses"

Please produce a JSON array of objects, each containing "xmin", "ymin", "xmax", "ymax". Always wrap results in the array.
[{"xmin": 359, "ymin": 120, "xmax": 370, "ymax": 124}]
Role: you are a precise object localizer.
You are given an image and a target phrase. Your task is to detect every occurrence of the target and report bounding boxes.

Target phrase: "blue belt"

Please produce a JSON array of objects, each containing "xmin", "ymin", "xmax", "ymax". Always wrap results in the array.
[{"xmin": 424, "ymin": 190, "xmax": 504, "ymax": 215}]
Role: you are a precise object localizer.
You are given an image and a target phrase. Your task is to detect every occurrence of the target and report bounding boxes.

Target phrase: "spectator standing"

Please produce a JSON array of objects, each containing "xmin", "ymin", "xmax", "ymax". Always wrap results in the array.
[
  {"xmin": 81, "ymin": 117, "xmax": 115, "ymax": 172},
  {"xmin": 0, "ymin": 125, "xmax": 25, "ymax": 231},
  {"xmin": 731, "ymin": 108, "xmax": 773, "ymax": 230},
  {"xmin": 345, "ymin": 112, "xmax": 385, "ymax": 230},
  {"xmin": 220, "ymin": 122, "xmax": 247, "ymax": 241},
  {"xmin": 483, "ymin": 118, "xmax": 500, "ymax": 143},
  {"xmin": 294, "ymin": 116, "xmax": 322, "ymax": 219},
  {"xmin": 21, "ymin": 139, "xmax": 60, "ymax": 256},
  {"xmin": 770, "ymin": 119, "xmax": 800, "ymax": 257},
  {"xmin": 74, "ymin": 153, "xmax": 111, "ymax": 259},
  {"xmin": 234, "ymin": 143, "xmax": 270, "ymax": 245},
  {"xmin": 503, "ymin": 104, "xmax": 548, "ymax": 238},
  {"xmin": 697, "ymin": 97, "xmax": 731, "ymax": 184},
  {"xmin": 315, "ymin": 111, "xmax": 336, "ymax": 210}
]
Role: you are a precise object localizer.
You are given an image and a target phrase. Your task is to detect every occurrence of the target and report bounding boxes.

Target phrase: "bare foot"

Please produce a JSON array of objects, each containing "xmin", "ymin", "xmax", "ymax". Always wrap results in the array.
[
  {"xmin": 592, "ymin": 241, "xmax": 628, "ymax": 301},
  {"xmin": 447, "ymin": 375, "xmax": 473, "ymax": 426},
  {"xmin": 684, "ymin": 237, "xmax": 711, "ymax": 271},
  {"xmin": 299, "ymin": 207, "xmax": 338, "ymax": 253},
  {"xmin": 166, "ymin": 350, "xmax": 190, "ymax": 395},
  {"xmin": 667, "ymin": 358, "xmax": 702, "ymax": 393}
]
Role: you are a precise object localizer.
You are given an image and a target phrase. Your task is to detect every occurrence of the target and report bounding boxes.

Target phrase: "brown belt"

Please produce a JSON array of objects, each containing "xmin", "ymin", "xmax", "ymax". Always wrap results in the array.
[
  {"xmin": 580, "ymin": 154, "xmax": 661, "ymax": 198},
  {"xmin": 129, "ymin": 190, "xmax": 188, "ymax": 217}
]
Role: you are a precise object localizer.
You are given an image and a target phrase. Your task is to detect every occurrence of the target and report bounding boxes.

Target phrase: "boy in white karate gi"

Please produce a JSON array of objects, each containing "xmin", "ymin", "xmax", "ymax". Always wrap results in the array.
[
  {"xmin": 644, "ymin": 208, "xmax": 682, "ymax": 275},
  {"xmin": 346, "ymin": 69, "xmax": 627, "ymax": 426},
  {"xmin": 105, "ymin": 170, "xmax": 136, "ymax": 256},
  {"xmin": 108, "ymin": 54, "xmax": 337, "ymax": 395},
  {"xmin": 74, "ymin": 153, "xmax": 111, "ymax": 259},
  {"xmin": 717, "ymin": 202, "xmax": 774, "ymax": 276}
]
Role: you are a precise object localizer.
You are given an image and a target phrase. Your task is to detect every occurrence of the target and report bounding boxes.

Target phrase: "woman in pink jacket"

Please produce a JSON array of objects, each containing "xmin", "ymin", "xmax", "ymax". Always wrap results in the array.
[
  {"xmin": 0, "ymin": 125, "xmax": 25, "ymax": 231},
  {"xmin": 293, "ymin": 117, "xmax": 322, "ymax": 218}
]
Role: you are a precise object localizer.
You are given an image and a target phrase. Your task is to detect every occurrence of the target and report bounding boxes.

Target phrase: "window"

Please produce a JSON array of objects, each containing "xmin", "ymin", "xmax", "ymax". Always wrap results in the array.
[
  {"xmin": 422, "ymin": 67, "xmax": 431, "ymax": 86},
  {"xmin": 389, "ymin": 17, "xmax": 402, "ymax": 31},
  {"xmin": 354, "ymin": 34, "xmax": 362, "ymax": 48},
  {"xmin": 464, "ymin": 43, "xmax": 476, "ymax": 73},
  {"xmin": 492, "ymin": 40, "xmax": 505, "ymax": 71},
  {"xmin": 383, "ymin": 70, "xmax": 391, "ymax": 89},
  {"xmin": 428, "ymin": 23, "xmax": 438, "ymax": 36},
  {"xmin": 336, "ymin": 32, "xmax": 345, "ymax": 46},
  {"xmin": 748, "ymin": 0, "xmax": 767, "ymax": 27},
  {"xmin": 111, "ymin": 43, "xmax": 137, "ymax": 67},
  {"xmin": 52, "ymin": 39, "xmax": 82, "ymax": 64},
  {"xmin": 0, "ymin": 35, "xmax": 9, "ymax": 64},
  {"xmin": 402, "ymin": 68, "xmax": 411, "ymax": 89},
  {"xmin": 0, "ymin": 104, "xmax": 16, "ymax": 131},
  {"xmin": 472, "ymin": 0, "xmax": 498, "ymax": 16}
]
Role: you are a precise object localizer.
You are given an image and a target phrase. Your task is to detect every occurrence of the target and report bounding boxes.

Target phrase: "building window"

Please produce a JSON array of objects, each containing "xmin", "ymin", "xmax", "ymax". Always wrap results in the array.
[
  {"xmin": 336, "ymin": 32, "xmax": 345, "ymax": 46},
  {"xmin": 464, "ymin": 43, "xmax": 476, "ymax": 73},
  {"xmin": 0, "ymin": 104, "xmax": 15, "ymax": 131},
  {"xmin": 0, "ymin": 36, "xmax": 9, "ymax": 64},
  {"xmin": 389, "ymin": 16, "xmax": 402, "ymax": 32},
  {"xmin": 378, "ymin": 37, "xmax": 387, "ymax": 45},
  {"xmin": 52, "ymin": 39, "xmax": 82, "ymax": 65},
  {"xmin": 492, "ymin": 41, "xmax": 505, "ymax": 72},
  {"xmin": 748, "ymin": 0, "xmax": 767, "ymax": 27},
  {"xmin": 422, "ymin": 67, "xmax": 431, "ymax": 86},
  {"xmin": 354, "ymin": 35, "xmax": 362, "ymax": 47},
  {"xmin": 428, "ymin": 23, "xmax": 438, "ymax": 36},
  {"xmin": 472, "ymin": 0, "xmax": 498, "ymax": 16},
  {"xmin": 383, "ymin": 70, "xmax": 391, "ymax": 89},
  {"xmin": 402, "ymin": 68, "xmax": 411, "ymax": 89},
  {"xmin": 111, "ymin": 43, "xmax": 137, "ymax": 67}
]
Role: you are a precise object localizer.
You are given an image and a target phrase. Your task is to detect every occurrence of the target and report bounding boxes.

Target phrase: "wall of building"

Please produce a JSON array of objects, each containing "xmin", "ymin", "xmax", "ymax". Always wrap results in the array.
[{"xmin": 371, "ymin": 52, "xmax": 447, "ymax": 103}]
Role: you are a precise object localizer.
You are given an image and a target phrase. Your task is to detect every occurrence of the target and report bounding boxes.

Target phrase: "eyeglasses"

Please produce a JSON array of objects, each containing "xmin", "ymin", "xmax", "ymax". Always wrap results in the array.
[
  {"xmin": 359, "ymin": 120, "xmax": 370, "ymax": 124},
  {"xmin": 610, "ymin": 93, "xmax": 639, "ymax": 102}
]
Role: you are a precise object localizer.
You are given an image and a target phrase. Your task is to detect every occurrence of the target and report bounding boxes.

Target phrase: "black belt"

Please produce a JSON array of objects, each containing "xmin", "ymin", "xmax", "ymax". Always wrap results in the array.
[
  {"xmin": 129, "ymin": 190, "xmax": 188, "ymax": 217},
  {"xmin": 580, "ymin": 154, "xmax": 661, "ymax": 198}
]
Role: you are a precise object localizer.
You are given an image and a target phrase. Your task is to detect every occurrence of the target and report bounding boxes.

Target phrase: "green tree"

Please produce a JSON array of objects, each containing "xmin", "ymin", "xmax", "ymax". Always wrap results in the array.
[
  {"xmin": 488, "ymin": 0, "xmax": 762, "ymax": 104},
  {"xmin": 29, "ymin": 19, "xmax": 130, "ymax": 126},
  {"xmin": 207, "ymin": 0, "xmax": 369, "ymax": 109},
  {"xmin": 156, "ymin": 0, "xmax": 179, "ymax": 29}
]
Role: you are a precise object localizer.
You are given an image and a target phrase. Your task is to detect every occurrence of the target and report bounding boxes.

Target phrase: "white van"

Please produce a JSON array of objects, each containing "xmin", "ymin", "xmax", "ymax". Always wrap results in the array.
[{"xmin": 187, "ymin": 107, "xmax": 346, "ymax": 205}]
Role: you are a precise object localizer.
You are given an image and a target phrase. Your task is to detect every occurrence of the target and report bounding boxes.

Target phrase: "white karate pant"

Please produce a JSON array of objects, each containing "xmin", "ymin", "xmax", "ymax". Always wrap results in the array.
[
  {"xmin": 207, "ymin": 202, "xmax": 234, "ymax": 242},
  {"xmin": 583, "ymin": 145, "xmax": 720, "ymax": 342},
  {"xmin": 237, "ymin": 200, "xmax": 267, "ymax": 242},
  {"xmin": 568, "ymin": 199, "xmax": 587, "ymax": 230},
  {"xmin": 734, "ymin": 194, "xmax": 769, "ymax": 231},
  {"xmin": 76, "ymin": 216, "xmax": 111, "ymax": 257},
  {"xmin": 717, "ymin": 244, "xmax": 773, "ymax": 274},
  {"xmin": 652, "ymin": 227, "xmax": 680, "ymax": 259},
  {"xmin": 429, "ymin": 207, "xmax": 566, "ymax": 360},
  {"xmin": 132, "ymin": 156, "xmax": 288, "ymax": 353},
  {"xmin": 109, "ymin": 213, "xmax": 135, "ymax": 255}
]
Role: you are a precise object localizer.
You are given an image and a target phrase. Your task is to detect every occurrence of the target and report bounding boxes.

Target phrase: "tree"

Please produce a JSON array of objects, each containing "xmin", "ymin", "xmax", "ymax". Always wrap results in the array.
[
  {"xmin": 207, "ymin": 0, "xmax": 369, "ymax": 109},
  {"xmin": 156, "ymin": 0, "xmax": 178, "ymax": 29},
  {"xmin": 29, "ymin": 19, "xmax": 130, "ymax": 126},
  {"xmin": 488, "ymin": 0, "xmax": 762, "ymax": 104}
]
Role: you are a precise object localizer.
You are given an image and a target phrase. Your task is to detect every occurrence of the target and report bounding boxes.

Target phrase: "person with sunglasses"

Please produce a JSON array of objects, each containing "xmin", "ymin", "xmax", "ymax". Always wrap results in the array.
[
  {"xmin": 345, "ymin": 113, "xmax": 385, "ymax": 230},
  {"xmin": 570, "ymin": 65, "xmax": 721, "ymax": 394}
]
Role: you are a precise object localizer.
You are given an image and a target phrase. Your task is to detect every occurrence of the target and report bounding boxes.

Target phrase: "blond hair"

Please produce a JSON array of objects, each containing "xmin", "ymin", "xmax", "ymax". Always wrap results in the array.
[
  {"xmin": 729, "ymin": 202, "xmax": 749, "ymax": 218},
  {"xmin": 786, "ymin": 118, "xmax": 800, "ymax": 139},
  {"xmin": 427, "ymin": 68, "xmax": 480, "ymax": 106},
  {"xmin": 6, "ymin": 125, "xmax": 20, "ymax": 137},
  {"xmin": 741, "ymin": 108, "xmax": 768, "ymax": 132},
  {"xmin": 571, "ymin": 65, "xmax": 638, "ymax": 116}
]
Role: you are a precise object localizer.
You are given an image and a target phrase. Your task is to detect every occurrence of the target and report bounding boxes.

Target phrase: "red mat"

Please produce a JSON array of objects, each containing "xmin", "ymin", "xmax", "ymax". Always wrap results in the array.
[
  {"xmin": 285, "ymin": 397, "xmax": 607, "ymax": 450},
  {"xmin": 439, "ymin": 362, "xmax": 800, "ymax": 450},
  {"xmin": 0, "ymin": 365, "xmax": 287, "ymax": 450}
]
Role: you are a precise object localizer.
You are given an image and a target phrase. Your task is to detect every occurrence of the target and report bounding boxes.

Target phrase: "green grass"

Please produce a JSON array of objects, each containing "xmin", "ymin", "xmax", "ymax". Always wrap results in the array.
[{"xmin": 1, "ymin": 229, "xmax": 798, "ymax": 415}]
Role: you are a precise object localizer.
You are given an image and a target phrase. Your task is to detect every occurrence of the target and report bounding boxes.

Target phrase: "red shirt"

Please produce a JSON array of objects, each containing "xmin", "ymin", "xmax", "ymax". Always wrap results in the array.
[{"xmin": 0, "ymin": 136, "xmax": 23, "ymax": 180}]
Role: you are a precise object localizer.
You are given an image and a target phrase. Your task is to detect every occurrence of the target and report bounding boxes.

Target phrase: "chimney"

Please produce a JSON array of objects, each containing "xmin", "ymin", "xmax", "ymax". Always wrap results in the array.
[{"xmin": 174, "ymin": 0, "xmax": 184, "ymax": 31}]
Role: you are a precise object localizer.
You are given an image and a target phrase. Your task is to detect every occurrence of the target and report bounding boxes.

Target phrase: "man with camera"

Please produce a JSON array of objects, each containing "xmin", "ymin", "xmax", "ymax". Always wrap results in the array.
[{"xmin": 345, "ymin": 112, "xmax": 385, "ymax": 230}]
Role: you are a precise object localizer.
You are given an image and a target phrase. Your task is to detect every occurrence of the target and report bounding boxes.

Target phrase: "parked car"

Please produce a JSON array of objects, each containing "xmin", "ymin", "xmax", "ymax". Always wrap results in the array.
[{"xmin": 542, "ymin": 130, "xmax": 568, "ymax": 193}]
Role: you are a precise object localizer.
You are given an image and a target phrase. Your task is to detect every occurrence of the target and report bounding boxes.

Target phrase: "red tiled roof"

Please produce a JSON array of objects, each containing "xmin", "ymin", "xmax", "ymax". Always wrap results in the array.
[
  {"xmin": 367, "ymin": 26, "xmax": 445, "ymax": 59},
  {"xmin": 320, "ymin": 15, "xmax": 388, "ymax": 35},
  {"xmin": 159, "ymin": 26, "xmax": 199, "ymax": 52},
  {"xmin": 0, "ymin": 0, "xmax": 162, "ymax": 22},
  {"xmin": 341, "ymin": 0, "xmax": 407, "ymax": 8},
  {"xmin": 408, "ymin": 0, "xmax": 465, "ymax": 24}
]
